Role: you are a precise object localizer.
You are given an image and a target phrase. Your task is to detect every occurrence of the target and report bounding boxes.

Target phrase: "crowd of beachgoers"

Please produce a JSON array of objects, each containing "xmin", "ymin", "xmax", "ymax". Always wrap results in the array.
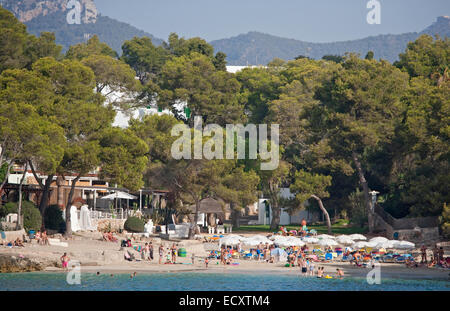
[{"xmin": 2, "ymin": 224, "xmax": 449, "ymax": 279}]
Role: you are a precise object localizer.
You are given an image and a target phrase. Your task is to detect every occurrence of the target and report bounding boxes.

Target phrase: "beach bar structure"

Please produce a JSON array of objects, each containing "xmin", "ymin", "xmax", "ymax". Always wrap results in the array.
[{"xmin": 2, "ymin": 166, "xmax": 170, "ymax": 220}]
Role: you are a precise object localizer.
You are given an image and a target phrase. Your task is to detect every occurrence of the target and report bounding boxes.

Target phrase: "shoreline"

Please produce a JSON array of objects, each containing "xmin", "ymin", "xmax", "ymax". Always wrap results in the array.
[
  {"xmin": 1, "ymin": 232, "xmax": 449, "ymax": 282},
  {"xmin": 38, "ymin": 261, "xmax": 450, "ymax": 282}
]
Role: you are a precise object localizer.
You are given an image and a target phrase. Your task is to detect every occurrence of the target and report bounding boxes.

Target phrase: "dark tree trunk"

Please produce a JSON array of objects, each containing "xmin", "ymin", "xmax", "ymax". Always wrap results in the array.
[
  {"xmin": 352, "ymin": 152, "xmax": 374, "ymax": 233},
  {"xmin": 64, "ymin": 175, "xmax": 81, "ymax": 238},
  {"xmin": 269, "ymin": 199, "xmax": 281, "ymax": 231},
  {"xmin": 29, "ymin": 162, "xmax": 54, "ymax": 230},
  {"xmin": 311, "ymin": 194, "xmax": 332, "ymax": 234},
  {"xmin": 0, "ymin": 160, "xmax": 14, "ymax": 195},
  {"xmin": 231, "ymin": 203, "xmax": 240, "ymax": 229},
  {"xmin": 16, "ymin": 162, "xmax": 28, "ymax": 230},
  {"xmin": 188, "ymin": 198, "xmax": 200, "ymax": 239}
]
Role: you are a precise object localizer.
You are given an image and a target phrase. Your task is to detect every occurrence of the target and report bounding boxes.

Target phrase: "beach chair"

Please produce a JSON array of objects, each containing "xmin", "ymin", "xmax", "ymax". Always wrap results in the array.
[{"xmin": 324, "ymin": 253, "xmax": 333, "ymax": 261}]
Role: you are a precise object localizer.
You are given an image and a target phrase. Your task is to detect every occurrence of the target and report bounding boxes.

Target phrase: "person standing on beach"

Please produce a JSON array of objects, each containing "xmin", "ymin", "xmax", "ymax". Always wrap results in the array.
[
  {"xmin": 205, "ymin": 257, "xmax": 209, "ymax": 268},
  {"xmin": 142, "ymin": 243, "xmax": 149, "ymax": 260},
  {"xmin": 309, "ymin": 260, "xmax": 315, "ymax": 276},
  {"xmin": 420, "ymin": 245, "xmax": 427, "ymax": 263},
  {"xmin": 171, "ymin": 243, "xmax": 177, "ymax": 263},
  {"xmin": 60, "ymin": 253, "xmax": 70, "ymax": 271},
  {"xmin": 159, "ymin": 244, "xmax": 164, "ymax": 264},
  {"xmin": 433, "ymin": 245, "xmax": 439, "ymax": 262},
  {"xmin": 149, "ymin": 242, "xmax": 154, "ymax": 261}
]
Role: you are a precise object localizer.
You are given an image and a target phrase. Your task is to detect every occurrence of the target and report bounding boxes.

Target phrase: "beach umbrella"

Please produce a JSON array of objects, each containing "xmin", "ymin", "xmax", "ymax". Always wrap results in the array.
[
  {"xmin": 317, "ymin": 234, "xmax": 335, "ymax": 240},
  {"xmin": 270, "ymin": 248, "xmax": 287, "ymax": 257},
  {"xmin": 272, "ymin": 236, "xmax": 305, "ymax": 247},
  {"xmin": 318, "ymin": 239, "xmax": 338, "ymax": 247},
  {"xmin": 393, "ymin": 241, "xmax": 415, "ymax": 250},
  {"xmin": 336, "ymin": 236, "xmax": 354, "ymax": 245},
  {"xmin": 286, "ymin": 237, "xmax": 305, "ymax": 247},
  {"xmin": 100, "ymin": 191, "xmax": 137, "ymax": 200},
  {"xmin": 242, "ymin": 235, "xmax": 273, "ymax": 246},
  {"xmin": 349, "ymin": 234, "xmax": 367, "ymax": 241},
  {"xmin": 374, "ymin": 240, "xmax": 397, "ymax": 249},
  {"xmin": 369, "ymin": 237, "xmax": 389, "ymax": 243},
  {"xmin": 365, "ymin": 241, "xmax": 379, "ymax": 248},
  {"xmin": 302, "ymin": 237, "xmax": 319, "ymax": 244},
  {"xmin": 352, "ymin": 241, "xmax": 368, "ymax": 249},
  {"xmin": 219, "ymin": 235, "xmax": 243, "ymax": 246}
]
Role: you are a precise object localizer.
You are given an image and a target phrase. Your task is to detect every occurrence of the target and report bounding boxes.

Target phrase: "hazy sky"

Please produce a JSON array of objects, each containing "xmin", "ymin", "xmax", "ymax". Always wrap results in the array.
[{"xmin": 93, "ymin": 0, "xmax": 449, "ymax": 42}]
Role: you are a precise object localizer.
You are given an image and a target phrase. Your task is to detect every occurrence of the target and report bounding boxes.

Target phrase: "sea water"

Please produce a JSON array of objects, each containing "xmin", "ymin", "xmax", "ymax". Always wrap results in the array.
[{"xmin": 0, "ymin": 272, "xmax": 449, "ymax": 291}]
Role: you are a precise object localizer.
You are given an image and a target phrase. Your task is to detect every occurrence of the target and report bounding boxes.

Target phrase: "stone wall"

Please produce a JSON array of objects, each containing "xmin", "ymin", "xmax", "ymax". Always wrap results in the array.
[
  {"xmin": 393, "ymin": 227, "xmax": 440, "ymax": 244},
  {"xmin": 91, "ymin": 219, "xmax": 126, "ymax": 232},
  {"xmin": 374, "ymin": 212, "xmax": 440, "ymax": 244}
]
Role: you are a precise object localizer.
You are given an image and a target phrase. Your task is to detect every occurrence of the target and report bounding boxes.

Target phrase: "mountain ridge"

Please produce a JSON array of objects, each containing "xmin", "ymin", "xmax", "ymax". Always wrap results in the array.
[
  {"xmin": 210, "ymin": 16, "xmax": 450, "ymax": 65},
  {"xmin": 1, "ymin": 1, "xmax": 448, "ymax": 64}
]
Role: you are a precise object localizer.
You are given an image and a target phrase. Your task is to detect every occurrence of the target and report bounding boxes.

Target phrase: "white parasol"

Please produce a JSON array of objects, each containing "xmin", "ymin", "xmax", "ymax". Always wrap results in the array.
[{"xmin": 349, "ymin": 234, "xmax": 367, "ymax": 241}]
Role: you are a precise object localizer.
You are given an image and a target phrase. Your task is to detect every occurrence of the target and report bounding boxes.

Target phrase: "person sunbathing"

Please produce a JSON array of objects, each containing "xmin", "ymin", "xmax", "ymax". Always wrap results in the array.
[
  {"xmin": 107, "ymin": 232, "xmax": 117, "ymax": 242},
  {"xmin": 427, "ymin": 260, "xmax": 436, "ymax": 268},
  {"xmin": 14, "ymin": 238, "xmax": 24, "ymax": 247}
]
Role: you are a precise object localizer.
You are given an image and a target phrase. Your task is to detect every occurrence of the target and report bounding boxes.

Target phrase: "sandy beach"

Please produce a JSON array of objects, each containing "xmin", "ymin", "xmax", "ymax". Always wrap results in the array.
[{"xmin": 1, "ymin": 231, "xmax": 449, "ymax": 282}]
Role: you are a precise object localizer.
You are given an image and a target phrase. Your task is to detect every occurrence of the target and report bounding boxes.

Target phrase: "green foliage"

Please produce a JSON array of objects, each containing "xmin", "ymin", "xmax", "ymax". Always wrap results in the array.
[
  {"xmin": 97, "ymin": 127, "xmax": 149, "ymax": 191},
  {"xmin": 0, "ymin": 201, "xmax": 17, "ymax": 218},
  {"xmin": 24, "ymin": 10, "xmax": 163, "ymax": 55},
  {"xmin": 395, "ymin": 35, "xmax": 449, "ymax": 82},
  {"xmin": 322, "ymin": 55, "xmax": 344, "ymax": 63},
  {"xmin": 441, "ymin": 203, "xmax": 450, "ymax": 238},
  {"xmin": 124, "ymin": 216, "xmax": 145, "ymax": 233},
  {"xmin": 121, "ymin": 36, "xmax": 169, "ymax": 84},
  {"xmin": 158, "ymin": 52, "xmax": 245, "ymax": 126},
  {"xmin": 0, "ymin": 7, "xmax": 62, "ymax": 73},
  {"xmin": 2, "ymin": 201, "xmax": 42, "ymax": 231},
  {"xmin": 66, "ymin": 35, "xmax": 118, "ymax": 60},
  {"xmin": 44, "ymin": 205, "xmax": 65, "ymax": 232},
  {"xmin": 290, "ymin": 170, "xmax": 332, "ymax": 203},
  {"xmin": 365, "ymin": 51, "xmax": 374, "ymax": 60},
  {"xmin": 348, "ymin": 189, "xmax": 367, "ymax": 228}
]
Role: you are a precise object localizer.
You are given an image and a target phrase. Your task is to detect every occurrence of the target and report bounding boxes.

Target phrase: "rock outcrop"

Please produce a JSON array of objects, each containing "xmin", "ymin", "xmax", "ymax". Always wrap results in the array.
[
  {"xmin": 1, "ymin": 0, "xmax": 97, "ymax": 23},
  {"xmin": 0, "ymin": 254, "xmax": 45, "ymax": 273}
]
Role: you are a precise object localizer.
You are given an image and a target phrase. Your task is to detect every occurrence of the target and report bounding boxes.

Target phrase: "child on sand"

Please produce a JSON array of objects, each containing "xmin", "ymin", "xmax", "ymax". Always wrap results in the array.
[
  {"xmin": 191, "ymin": 253, "xmax": 195, "ymax": 264},
  {"xmin": 205, "ymin": 257, "xmax": 209, "ymax": 268}
]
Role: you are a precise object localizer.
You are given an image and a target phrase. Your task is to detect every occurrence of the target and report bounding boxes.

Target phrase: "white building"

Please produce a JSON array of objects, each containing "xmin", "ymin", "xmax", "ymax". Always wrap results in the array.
[{"xmin": 257, "ymin": 188, "xmax": 320, "ymax": 225}]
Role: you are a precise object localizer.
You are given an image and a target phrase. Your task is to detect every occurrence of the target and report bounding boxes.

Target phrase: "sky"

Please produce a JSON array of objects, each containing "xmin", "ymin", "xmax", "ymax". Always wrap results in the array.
[{"xmin": 93, "ymin": 0, "xmax": 450, "ymax": 42}]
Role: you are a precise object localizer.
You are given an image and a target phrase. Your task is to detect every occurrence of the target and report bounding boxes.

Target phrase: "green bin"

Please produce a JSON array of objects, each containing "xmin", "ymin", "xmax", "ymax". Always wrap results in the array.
[{"xmin": 178, "ymin": 248, "xmax": 187, "ymax": 257}]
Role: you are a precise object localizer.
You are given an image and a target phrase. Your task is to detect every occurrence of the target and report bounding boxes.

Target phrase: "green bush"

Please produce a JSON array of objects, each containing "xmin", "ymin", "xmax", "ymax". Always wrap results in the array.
[
  {"xmin": 0, "ymin": 202, "xmax": 17, "ymax": 218},
  {"xmin": 44, "ymin": 205, "xmax": 66, "ymax": 233},
  {"xmin": 348, "ymin": 189, "xmax": 367, "ymax": 228},
  {"xmin": 441, "ymin": 203, "xmax": 450, "ymax": 239},
  {"xmin": 2, "ymin": 201, "xmax": 42, "ymax": 231},
  {"xmin": 124, "ymin": 216, "xmax": 145, "ymax": 233}
]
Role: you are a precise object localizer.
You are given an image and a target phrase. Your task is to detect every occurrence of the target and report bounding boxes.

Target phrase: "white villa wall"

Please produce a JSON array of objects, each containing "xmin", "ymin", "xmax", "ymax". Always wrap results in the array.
[{"xmin": 257, "ymin": 188, "xmax": 319, "ymax": 225}]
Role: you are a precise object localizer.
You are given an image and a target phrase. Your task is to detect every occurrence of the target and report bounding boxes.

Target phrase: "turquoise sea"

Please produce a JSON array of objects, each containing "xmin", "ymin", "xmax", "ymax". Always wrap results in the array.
[{"xmin": 0, "ymin": 272, "xmax": 449, "ymax": 291}]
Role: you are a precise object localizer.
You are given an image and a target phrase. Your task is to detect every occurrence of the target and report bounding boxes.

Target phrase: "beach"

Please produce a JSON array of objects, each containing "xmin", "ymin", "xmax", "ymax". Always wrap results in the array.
[{"xmin": 1, "ymin": 231, "xmax": 449, "ymax": 282}]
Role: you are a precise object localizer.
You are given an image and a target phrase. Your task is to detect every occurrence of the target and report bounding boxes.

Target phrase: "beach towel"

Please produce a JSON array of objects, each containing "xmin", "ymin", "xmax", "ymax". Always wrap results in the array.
[{"xmin": 0, "ymin": 231, "xmax": 5, "ymax": 239}]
